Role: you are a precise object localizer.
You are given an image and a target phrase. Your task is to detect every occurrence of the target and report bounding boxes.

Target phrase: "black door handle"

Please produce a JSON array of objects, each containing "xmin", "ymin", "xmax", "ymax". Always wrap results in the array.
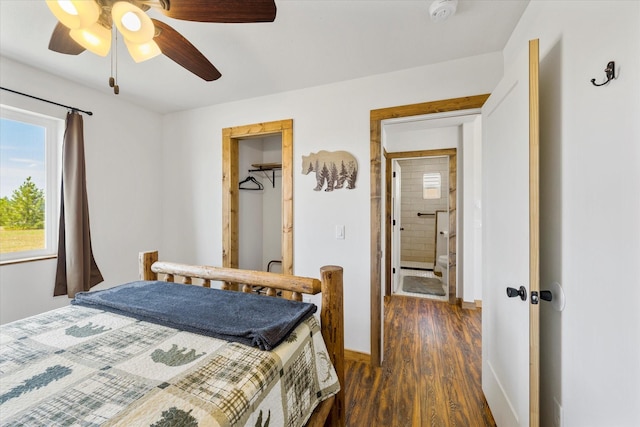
[{"xmin": 506, "ymin": 286, "xmax": 527, "ymax": 301}]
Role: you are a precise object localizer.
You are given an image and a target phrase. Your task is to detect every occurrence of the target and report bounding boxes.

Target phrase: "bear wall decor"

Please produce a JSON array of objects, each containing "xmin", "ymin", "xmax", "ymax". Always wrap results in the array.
[{"xmin": 301, "ymin": 150, "xmax": 357, "ymax": 191}]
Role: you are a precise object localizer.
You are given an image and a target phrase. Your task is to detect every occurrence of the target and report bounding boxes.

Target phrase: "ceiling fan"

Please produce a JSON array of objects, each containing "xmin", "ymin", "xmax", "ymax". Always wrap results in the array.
[{"xmin": 46, "ymin": 0, "xmax": 277, "ymax": 91}]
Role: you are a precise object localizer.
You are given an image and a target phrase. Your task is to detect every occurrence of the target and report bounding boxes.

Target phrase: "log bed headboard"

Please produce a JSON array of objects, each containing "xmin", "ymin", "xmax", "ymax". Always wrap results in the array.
[{"xmin": 138, "ymin": 251, "xmax": 345, "ymax": 427}]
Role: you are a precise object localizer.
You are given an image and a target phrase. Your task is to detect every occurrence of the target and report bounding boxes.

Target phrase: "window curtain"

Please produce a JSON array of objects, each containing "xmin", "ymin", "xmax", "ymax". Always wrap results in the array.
[{"xmin": 54, "ymin": 111, "xmax": 103, "ymax": 298}]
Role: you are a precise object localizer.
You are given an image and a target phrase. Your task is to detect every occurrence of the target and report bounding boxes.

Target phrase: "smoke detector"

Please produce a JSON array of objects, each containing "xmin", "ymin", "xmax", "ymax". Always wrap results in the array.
[{"xmin": 429, "ymin": 0, "xmax": 458, "ymax": 22}]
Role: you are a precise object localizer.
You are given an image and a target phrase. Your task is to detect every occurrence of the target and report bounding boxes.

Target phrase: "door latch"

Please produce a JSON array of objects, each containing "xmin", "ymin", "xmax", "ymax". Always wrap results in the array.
[{"xmin": 530, "ymin": 290, "xmax": 553, "ymax": 305}]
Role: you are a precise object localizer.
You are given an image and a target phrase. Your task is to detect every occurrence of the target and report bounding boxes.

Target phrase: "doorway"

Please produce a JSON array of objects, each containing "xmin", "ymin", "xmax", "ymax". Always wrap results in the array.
[
  {"xmin": 389, "ymin": 151, "xmax": 456, "ymax": 303},
  {"xmin": 370, "ymin": 95, "xmax": 489, "ymax": 366},
  {"xmin": 222, "ymin": 119, "xmax": 293, "ymax": 279},
  {"xmin": 237, "ymin": 135, "xmax": 283, "ymax": 273}
]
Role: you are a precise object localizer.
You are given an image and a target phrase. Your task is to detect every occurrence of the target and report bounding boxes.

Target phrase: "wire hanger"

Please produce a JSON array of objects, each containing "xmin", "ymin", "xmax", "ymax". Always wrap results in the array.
[{"xmin": 239, "ymin": 176, "xmax": 264, "ymax": 190}]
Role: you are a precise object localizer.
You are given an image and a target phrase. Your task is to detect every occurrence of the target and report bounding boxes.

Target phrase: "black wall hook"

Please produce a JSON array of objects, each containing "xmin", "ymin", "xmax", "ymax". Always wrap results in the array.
[{"xmin": 591, "ymin": 61, "xmax": 616, "ymax": 86}]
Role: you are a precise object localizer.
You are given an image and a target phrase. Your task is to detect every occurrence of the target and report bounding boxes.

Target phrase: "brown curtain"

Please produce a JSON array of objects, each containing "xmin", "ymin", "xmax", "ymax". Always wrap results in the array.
[{"xmin": 54, "ymin": 111, "xmax": 103, "ymax": 298}]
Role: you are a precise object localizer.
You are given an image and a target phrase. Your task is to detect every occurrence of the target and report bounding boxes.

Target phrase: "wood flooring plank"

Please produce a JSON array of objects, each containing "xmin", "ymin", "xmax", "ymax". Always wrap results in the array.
[{"xmin": 344, "ymin": 296, "xmax": 496, "ymax": 427}]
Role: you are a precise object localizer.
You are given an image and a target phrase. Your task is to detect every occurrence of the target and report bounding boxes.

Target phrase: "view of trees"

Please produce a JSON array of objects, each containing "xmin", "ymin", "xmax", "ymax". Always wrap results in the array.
[{"xmin": 0, "ymin": 177, "xmax": 45, "ymax": 230}]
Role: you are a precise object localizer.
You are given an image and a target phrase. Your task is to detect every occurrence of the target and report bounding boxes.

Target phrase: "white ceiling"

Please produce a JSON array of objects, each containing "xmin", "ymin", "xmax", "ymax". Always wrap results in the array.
[{"xmin": 0, "ymin": 0, "xmax": 529, "ymax": 114}]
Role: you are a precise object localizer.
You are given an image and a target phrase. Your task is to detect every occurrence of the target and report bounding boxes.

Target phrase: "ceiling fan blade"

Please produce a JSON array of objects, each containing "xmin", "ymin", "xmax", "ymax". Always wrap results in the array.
[
  {"xmin": 152, "ymin": 19, "xmax": 221, "ymax": 81},
  {"xmin": 158, "ymin": 0, "xmax": 276, "ymax": 23},
  {"xmin": 48, "ymin": 22, "xmax": 85, "ymax": 55}
]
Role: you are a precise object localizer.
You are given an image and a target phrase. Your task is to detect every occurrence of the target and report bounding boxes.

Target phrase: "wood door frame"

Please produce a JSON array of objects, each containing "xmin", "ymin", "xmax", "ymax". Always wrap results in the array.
[
  {"xmin": 222, "ymin": 119, "xmax": 293, "ymax": 276},
  {"xmin": 529, "ymin": 38, "xmax": 540, "ymax": 427},
  {"xmin": 370, "ymin": 95, "xmax": 489, "ymax": 367},
  {"xmin": 385, "ymin": 149, "xmax": 457, "ymax": 304}
]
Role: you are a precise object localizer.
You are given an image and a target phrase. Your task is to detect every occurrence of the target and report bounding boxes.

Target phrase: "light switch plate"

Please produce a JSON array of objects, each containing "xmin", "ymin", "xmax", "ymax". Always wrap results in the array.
[{"xmin": 336, "ymin": 225, "xmax": 345, "ymax": 240}]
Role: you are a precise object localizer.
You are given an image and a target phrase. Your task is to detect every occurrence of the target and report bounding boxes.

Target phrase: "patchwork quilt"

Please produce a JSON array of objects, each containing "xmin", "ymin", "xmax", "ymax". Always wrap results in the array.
[{"xmin": 0, "ymin": 305, "xmax": 339, "ymax": 426}]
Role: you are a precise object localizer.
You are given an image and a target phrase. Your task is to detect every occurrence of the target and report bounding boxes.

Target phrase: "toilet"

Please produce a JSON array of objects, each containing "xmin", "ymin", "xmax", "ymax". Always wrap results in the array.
[{"xmin": 437, "ymin": 254, "xmax": 448, "ymax": 292}]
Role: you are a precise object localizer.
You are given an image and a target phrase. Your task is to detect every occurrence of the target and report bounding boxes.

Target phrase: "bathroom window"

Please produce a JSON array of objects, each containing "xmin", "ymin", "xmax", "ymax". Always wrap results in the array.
[{"xmin": 422, "ymin": 172, "xmax": 441, "ymax": 199}]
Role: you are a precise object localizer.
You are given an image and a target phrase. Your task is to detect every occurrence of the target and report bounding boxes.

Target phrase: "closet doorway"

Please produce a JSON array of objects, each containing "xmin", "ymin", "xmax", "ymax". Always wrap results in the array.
[{"xmin": 222, "ymin": 119, "xmax": 293, "ymax": 279}]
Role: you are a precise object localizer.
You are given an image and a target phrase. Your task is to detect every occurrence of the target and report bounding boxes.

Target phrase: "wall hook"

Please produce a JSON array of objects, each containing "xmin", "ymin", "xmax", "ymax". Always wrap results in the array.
[{"xmin": 591, "ymin": 61, "xmax": 616, "ymax": 86}]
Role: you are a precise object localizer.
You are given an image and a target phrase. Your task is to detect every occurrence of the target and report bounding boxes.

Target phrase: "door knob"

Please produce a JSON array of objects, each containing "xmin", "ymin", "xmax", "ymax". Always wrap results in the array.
[{"xmin": 506, "ymin": 286, "xmax": 527, "ymax": 301}]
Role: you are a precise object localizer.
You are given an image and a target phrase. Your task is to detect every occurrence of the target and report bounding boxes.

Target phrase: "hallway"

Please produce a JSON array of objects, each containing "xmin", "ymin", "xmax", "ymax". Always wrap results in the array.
[{"xmin": 344, "ymin": 296, "xmax": 495, "ymax": 426}]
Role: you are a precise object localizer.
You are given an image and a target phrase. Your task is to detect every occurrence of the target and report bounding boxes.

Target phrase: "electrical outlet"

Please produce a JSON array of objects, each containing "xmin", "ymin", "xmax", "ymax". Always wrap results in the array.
[{"xmin": 553, "ymin": 397, "xmax": 563, "ymax": 427}]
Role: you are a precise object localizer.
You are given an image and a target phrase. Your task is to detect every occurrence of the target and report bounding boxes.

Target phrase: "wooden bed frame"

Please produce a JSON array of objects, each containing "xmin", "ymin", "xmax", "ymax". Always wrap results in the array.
[{"xmin": 139, "ymin": 251, "xmax": 345, "ymax": 427}]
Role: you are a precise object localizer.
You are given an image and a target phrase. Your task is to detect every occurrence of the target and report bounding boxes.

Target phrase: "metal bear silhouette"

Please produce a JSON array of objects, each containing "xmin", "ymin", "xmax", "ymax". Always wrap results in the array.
[{"xmin": 302, "ymin": 150, "xmax": 357, "ymax": 191}]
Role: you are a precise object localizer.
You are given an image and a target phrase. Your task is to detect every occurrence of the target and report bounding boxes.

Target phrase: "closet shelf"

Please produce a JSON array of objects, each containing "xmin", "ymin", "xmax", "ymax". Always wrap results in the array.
[
  {"xmin": 248, "ymin": 163, "xmax": 282, "ymax": 188},
  {"xmin": 250, "ymin": 163, "xmax": 282, "ymax": 171}
]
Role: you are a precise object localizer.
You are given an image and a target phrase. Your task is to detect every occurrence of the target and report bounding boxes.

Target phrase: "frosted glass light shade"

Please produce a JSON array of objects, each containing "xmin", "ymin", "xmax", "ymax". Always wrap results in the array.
[
  {"xmin": 70, "ymin": 22, "xmax": 111, "ymax": 56},
  {"xmin": 46, "ymin": 0, "xmax": 100, "ymax": 29},
  {"xmin": 112, "ymin": 1, "xmax": 155, "ymax": 44},
  {"xmin": 124, "ymin": 38, "xmax": 161, "ymax": 63}
]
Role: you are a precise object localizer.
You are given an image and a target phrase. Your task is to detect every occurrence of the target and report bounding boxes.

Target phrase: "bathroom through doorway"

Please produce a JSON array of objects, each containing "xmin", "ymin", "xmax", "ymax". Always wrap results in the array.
[{"xmin": 389, "ymin": 150, "xmax": 456, "ymax": 302}]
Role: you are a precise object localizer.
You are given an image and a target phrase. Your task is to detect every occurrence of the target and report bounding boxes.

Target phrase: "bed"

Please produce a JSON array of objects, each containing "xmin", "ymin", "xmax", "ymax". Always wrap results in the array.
[{"xmin": 0, "ymin": 251, "xmax": 345, "ymax": 427}]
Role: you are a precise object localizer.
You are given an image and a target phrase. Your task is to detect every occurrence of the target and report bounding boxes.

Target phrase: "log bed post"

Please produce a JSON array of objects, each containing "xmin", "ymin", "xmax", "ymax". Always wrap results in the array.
[
  {"xmin": 139, "ymin": 251, "xmax": 158, "ymax": 280},
  {"xmin": 320, "ymin": 265, "xmax": 345, "ymax": 427}
]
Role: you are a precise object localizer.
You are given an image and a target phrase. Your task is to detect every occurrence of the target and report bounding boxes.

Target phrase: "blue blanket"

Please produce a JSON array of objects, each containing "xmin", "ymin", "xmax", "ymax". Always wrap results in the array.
[{"xmin": 72, "ymin": 280, "xmax": 316, "ymax": 350}]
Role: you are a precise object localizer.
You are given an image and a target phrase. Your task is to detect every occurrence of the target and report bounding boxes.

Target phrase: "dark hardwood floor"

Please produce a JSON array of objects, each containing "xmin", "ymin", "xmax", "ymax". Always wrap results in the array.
[{"xmin": 344, "ymin": 296, "xmax": 496, "ymax": 427}]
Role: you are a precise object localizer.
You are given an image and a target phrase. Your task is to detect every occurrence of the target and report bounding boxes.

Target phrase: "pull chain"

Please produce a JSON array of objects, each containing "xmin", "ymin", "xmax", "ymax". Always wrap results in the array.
[
  {"xmin": 109, "ymin": 25, "xmax": 114, "ymax": 88},
  {"xmin": 108, "ymin": 27, "xmax": 119, "ymax": 95}
]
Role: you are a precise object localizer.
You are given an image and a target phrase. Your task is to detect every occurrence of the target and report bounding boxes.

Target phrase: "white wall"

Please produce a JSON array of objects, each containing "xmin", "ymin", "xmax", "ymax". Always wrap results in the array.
[
  {"xmin": 238, "ymin": 139, "xmax": 265, "ymax": 271},
  {"xmin": 160, "ymin": 53, "xmax": 502, "ymax": 354},
  {"xmin": 261, "ymin": 136, "xmax": 283, "ymax": 272},
  {"xmin": 505, "ymin": 1, "xmax": 640, "ymax": 426},
  {"xmin": 0, "ymin": 57, "xmax": 164, "ymax": 324},
  {"xmin": 462, "ymin": 117, "xmax": 483, "ymax": 304},
  {"xmin": 384, "ymin": 125, "xmax": 459, "ymax": 152}
]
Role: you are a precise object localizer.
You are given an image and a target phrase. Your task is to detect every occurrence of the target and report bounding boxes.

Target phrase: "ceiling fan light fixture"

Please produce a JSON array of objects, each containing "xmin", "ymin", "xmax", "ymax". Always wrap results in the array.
[
  {"xmin": 112, "ymin": 1, "xmax": 155, "ymax": 43},
  {"xmin": 70, "ymin": 22, "xmax": 111, "ymax": 56},
  {"xmin": 46, "ymin": 0, "xmax": 100, "ymax": 29},
  {"xmin": 121, "ymin": 11, "xmax": 142, "ymax": 32},
  {"xmin": 124, "ymin": 38, "xmax": 161, "ymax": 63}
]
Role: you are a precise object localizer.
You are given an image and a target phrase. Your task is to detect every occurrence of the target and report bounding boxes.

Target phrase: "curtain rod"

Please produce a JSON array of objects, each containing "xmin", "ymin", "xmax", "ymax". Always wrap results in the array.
[{"xmin": 0, "ymin": 86, "xmax": 93, "ymax": 116}]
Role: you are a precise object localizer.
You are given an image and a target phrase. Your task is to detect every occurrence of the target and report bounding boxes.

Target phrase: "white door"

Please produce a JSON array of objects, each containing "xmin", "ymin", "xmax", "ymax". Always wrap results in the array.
[
  {"xmin": 391, "ymin": 160, "xmax": 402, "ymax": 293},
  {"xmin": 481, "ymin": 39, "xmax": 540, "ymax": 427}
]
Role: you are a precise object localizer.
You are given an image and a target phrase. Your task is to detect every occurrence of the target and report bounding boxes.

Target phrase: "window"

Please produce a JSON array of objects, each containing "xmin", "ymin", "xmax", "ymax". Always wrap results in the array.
[
  {"xmin": 0, "ymin": 105, "xmax": 62, "ymax": 262},
  {"xmin": 422, "ymin": 172, "xmax": 441, "ymax": 199}
]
